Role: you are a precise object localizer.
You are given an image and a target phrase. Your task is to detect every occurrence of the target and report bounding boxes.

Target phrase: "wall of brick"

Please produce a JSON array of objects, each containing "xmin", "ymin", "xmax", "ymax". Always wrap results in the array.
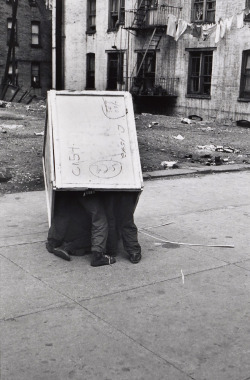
[{"xmin": 0, "ymin": 0, "xmax": 52, "ymax": 98}]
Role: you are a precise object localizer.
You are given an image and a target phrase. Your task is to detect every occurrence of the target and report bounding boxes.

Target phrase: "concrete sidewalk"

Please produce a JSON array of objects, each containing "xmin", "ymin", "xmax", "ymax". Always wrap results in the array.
[{"xmin": 1, "ymin": 168, "xmax": 250, "ymax": 380}]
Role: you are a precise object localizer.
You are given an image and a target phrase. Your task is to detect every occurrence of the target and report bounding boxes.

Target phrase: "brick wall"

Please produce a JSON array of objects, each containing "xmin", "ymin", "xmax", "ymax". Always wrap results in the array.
[{"xmin": 0, "ymin": 0, "xmax": 52, "ymax": 99}]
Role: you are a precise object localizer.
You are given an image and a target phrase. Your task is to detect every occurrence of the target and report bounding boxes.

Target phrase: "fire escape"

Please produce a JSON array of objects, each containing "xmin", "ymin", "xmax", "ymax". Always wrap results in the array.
[{"xmin": 124, "ymin": 0, "xmax": 182, "ymax": 97}]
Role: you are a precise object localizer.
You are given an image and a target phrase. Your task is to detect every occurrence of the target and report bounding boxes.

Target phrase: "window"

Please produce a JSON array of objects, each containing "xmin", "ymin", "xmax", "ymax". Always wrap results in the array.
[
  {"xmin": 86, "ymin": 53, "xmax": 95, "ymax": 89},
  {"xmin": 239, "ymin": 50, "xmax": 250, "ymax": 100},
  {"xmin": 7, "ymin": 18, "xmax": 17, "ymax": 45},
  {"xmin": 31, "ymin": 22, "xmax": 40, "ymax": 46},
  {"xmin": 245, "ymin": 0, "xmax": 250, "ymax": 21},
  {"xmin": 191, "ymin": 0, "xmax": 216, "ymax": 23},
  {"xmin": 31, "ymin": 62, "xmax": 40, "ymax": 88},
  {"xmin": 87, "ymin": 0, "xmax": 96, "ymax": 33},
  {"xmin": 107, "ymin": 52, "xmax": 124, "ymax": 90},
  {"xmin": 187, "ymin": 50, "xmax": 213, "ymax": 97},
  {"xmin": 7, "ymin": 62, "xmax": 18, "ymax": 85},
  {"xmin": 109, "ymin": 0, "xmax": 125, "ymax": 30}
]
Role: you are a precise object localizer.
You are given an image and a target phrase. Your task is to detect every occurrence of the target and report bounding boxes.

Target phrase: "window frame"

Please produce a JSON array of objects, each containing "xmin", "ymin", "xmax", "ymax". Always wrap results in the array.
[
  {"xmin": 7, "ymin": 61, "xmax": 18, "ymax": 86},
  {"xmin": 31, "ymin": 62, "xmax": 40, "ymax": 88},
  {"xmin": 31, "ymin": 21, "xmax": 41, "ymax": 47},
  {"xmin": 108, "ymin": 0, "xmax": 125, "ymax": 31},
  {"xmin": 191, "ymin": 0, "xmax": 216, "ymax": 23},
  {"xmin": 87, "ymin": 0, "xmax": 96, "ymax": 34},
  {"xmin": 239, "ymin": 50, "xmax": 250, "ymax": 101},
  {"xmin": 86, "ymin": 53, "xmax": 95, "ymax": 89},
  {"xmin": 186, "ymin": 48, "xmax": 215, "ymax": 98},
  {"xmin": 106, "ymin": 51, "xmax": 124, "ymax": 90},
  {"xmin": 245, "ymin": 0, "xmax": 250, "ymax": 21},
  {"xmin": 7, "ymin": 18, "xmax": 18, "ymax": 46}
]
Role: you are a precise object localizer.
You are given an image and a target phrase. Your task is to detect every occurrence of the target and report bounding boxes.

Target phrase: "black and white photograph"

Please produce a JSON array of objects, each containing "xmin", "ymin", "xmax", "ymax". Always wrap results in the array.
[{"xmin": 0, "ymin": 0, "xmax": 250, "ymax": 379}]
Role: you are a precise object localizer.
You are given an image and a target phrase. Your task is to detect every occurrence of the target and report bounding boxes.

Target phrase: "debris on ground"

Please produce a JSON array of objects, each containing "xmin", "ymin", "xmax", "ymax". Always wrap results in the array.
[
  {"xmin": 161, "ymin": 161, "xmax": 179, "ymax": 169},
  {"xmin": 34, "ymin": 132, "xmax": 44, "ymax": 136},
  {"xmin": 173, "ymin": 134, "xmax": 185, "ymax": 140},
  {"xmin": 1, "ymin": 103, "xmax": 249, "ymax": 194},
  {"xmin": 181, "ymin": 117, "xmax": 193, "ymax": 124}
]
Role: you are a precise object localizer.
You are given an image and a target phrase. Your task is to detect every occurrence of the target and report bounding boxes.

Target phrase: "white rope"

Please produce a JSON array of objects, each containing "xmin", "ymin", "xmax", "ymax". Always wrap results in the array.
[{"xmin": 139, "ymin": 229, "xmax": 235, "ymax": 248}]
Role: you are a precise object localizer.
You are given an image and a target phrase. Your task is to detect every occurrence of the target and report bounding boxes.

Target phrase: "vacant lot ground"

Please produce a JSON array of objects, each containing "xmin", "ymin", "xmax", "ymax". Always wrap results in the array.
[{"xmin": 0, "ymin": 100, "xmax": 249, "ymax": 194}]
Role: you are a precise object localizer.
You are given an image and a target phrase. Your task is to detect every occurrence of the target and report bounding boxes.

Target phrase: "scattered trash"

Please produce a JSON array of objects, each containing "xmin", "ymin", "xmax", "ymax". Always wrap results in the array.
[
  {"xmin": 188, "ymin": 114, "xmax": 203, "ymax": 121},
  {"xmin": 0, "ymin": 124, "xmax": 24, "ymax": 129},
  {"xmin": 197, "ymin": 145, "xmax": 239, "ymax": 154},
  {"xmin": 0, "ymin": 100, "xmax": 7, "ymax": 108},
  {"xmin": 197, "ymin": 144, "xmax": 216, "ymax": 151},
  {"xmin": 185, "ymin": 154, "xmax": 193, "ymax": 158},
  {"xmin": 181, "ymin": 117, "xmax": 193, "ymax": 124},
  {"xmin": 148, "ymin": 121, "xmax": 159, "ymax": 128},
  {"xmin": 141, "ymin": 113, "xmax": 152, "ymax": 116},
  {"xmin": 34, "ymin": 132, "xmax": 44, "ymax": 136},
  {"xmin": 161, "ymin": 161, "xmax": 179, "ymax": 169},
  {"xmin": 173, "ymin": 134, "xmax": 185, "ymax": 140},
  {"xmin": 201, "ymin": 126, "xmax": 214, "ymax": 132}
]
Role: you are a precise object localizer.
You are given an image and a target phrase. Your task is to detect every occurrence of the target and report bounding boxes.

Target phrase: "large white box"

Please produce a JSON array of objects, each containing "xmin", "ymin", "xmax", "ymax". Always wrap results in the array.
[{"xmin": 43, "ymin": 90, "xmax": 143, "ymax": 225}]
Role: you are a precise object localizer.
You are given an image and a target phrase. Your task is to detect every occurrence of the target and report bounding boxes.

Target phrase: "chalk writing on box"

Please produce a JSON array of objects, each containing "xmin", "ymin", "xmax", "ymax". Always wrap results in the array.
[
  {"xmin": 102, "ymin": 98, "xmax": 126, "ymax": 120},
  {"xmin": 89, "ymin": 160, "xmax": 122, "ymax": 179},
  {"xmin": 69, "ymin": 146, "xmax": 81, "ymax": 176}
]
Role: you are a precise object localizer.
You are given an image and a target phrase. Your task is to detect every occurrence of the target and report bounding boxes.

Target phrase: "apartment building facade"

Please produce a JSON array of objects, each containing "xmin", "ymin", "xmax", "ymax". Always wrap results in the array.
[
  {"xmin": 53, "ymin": 0, "xmax": 250, "ymax": 120},
  {"xmin": 0, "ymin": 0, "xmax": 52, "ymax": 101}
]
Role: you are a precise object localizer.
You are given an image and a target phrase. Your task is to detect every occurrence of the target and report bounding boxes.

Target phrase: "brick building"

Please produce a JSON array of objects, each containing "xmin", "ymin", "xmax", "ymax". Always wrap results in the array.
[
  {"xmin": 0, "ymin": 0, "xmax": 52, "ymax": 101},
  {"xmin": 53, "ymin": 0, "xmax": 250, "ymax": 120}
]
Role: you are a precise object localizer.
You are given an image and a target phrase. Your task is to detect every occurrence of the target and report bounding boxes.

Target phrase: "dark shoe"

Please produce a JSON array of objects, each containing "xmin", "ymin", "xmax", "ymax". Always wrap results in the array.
[
  {"xmin": 91, "ymin": 252, "xmax": 116, "ymax": 267},
  {"xmin": 53, "ymin": 246, "xmax": 71, "ymax": 261},
  {"xmin": 129, "ymin": 252, "xmax": 141, "ymax": 264}
]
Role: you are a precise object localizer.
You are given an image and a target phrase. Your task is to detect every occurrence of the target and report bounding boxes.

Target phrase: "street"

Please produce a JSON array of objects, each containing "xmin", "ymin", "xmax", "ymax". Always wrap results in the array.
[{"xmin": 1, "ymin": 171, "xmax": 250, "ymax": 380}]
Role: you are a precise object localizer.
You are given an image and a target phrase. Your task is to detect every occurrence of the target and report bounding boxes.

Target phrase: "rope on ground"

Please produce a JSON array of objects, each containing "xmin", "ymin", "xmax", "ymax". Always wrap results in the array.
[{"xmin": 138, "ymin": 230, "xmax": 235, "ymax": 248}]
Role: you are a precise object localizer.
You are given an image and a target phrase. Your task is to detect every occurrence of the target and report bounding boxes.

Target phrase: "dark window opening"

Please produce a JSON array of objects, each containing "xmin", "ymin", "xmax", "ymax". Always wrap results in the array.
[
  {"xmin": 107, "ymin": 52, "xmax": 124, "ymax": 90},
  {"xmin": 7, "ymin": 18, "xmax": 17, "ymax": 45},
  {"xmin": 191, "ymin": 0, "xmax": 216, "ymax": 23},
  {"xmin": 135, "ymin": 52, "xmax": 156, "ymax": 93},
  {"xmin": 31, "ymin": 62, "xmax": 40, "ymax": 88},
  {"xmin": 239, "ymin": 50, "xmax": 250, "ymax": 100},
  {"xmin": 245, "ymin": 0, "xmax": 250, "ymax": 21},
  {"xmin": 188, "ymin": 50, "xmax": 213, "ymax": 96},
  {"xmin": 86, "ymin": 53, "xmax": 95, "ymax": 89},
  {"xmin": 109, "ymin": 0, "xmax": 125, "ymax": 30},
  {"xmin": 87, "ymin": 0, "xmax": 96, "ymax": 33},
  {"xmin": 7, "ymin": 61, "xmax": 18, "ymax": 86}
]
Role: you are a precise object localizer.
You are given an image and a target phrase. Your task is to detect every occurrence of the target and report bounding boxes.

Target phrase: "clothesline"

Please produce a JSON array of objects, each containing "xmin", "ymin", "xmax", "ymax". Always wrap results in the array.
[{"xmin": 166, "ymin": 7, "xmax": 250, "ymax": 43}]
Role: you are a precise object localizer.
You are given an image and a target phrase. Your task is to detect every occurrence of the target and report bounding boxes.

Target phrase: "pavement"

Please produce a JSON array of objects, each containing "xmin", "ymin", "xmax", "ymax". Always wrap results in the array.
[{"xmin": 1, "ymin": 164, "xmax": 250, "ymax": 380}]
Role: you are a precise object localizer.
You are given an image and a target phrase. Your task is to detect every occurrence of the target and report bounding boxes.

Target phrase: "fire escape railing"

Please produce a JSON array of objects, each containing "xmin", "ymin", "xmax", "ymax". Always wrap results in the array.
[{"xmin": 124, "ymin": 4, "xmax": 182, "ymax": 30}]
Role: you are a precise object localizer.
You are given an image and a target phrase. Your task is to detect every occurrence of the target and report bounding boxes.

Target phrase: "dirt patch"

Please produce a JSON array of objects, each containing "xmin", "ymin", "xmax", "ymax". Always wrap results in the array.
[{"xmin": 0, "ymin": 101, "xmax": 249, "ymax": 194}]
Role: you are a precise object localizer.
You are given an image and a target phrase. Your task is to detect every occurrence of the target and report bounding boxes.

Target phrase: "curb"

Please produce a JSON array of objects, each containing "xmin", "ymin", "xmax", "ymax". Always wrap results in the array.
[{"xmin": 143, "ymin": 164, "xmax": 250, "ymax": 180}]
